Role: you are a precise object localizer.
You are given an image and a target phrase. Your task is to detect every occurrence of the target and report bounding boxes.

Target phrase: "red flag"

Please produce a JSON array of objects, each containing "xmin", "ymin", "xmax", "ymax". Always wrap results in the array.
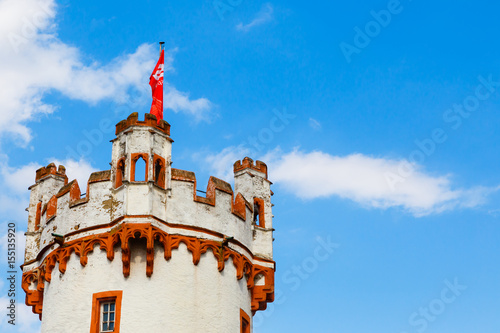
[{"xmin": 149, "ymin": 49, "xmax": 164, "ymax": 123}]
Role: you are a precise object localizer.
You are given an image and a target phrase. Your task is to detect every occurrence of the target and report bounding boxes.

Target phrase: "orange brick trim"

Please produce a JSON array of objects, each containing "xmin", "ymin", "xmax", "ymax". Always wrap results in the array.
[
  {"xmin": 39, "ymin": 171, "xmax": 112, "ymax": 223},
  {"xmin": 115, "ymin": 158, "xmax": 126, "ymax": 188},
  {"xmin": 240, "ymin": 309, "xmax": 251, "ymax": 333},
  {"xmin": 22, "ymin": 223, "xmax": 274, "ymax": 318},
  {"xmin": 251, "ymin": 265, "xmax": 275, "ymax": 313},
  {"xmin": 130, "ymin": 153, "xmax": 149, "ymax": 182},
  {"xmin": 115, "ymin": 112, "xmax": 171, "ymax": 136},
  {"xmin": 56, "ymin": 180, "xmax": 81, "ymax": 202},
  {"xmin": 34, "ymin": 202, "xmax": 42, "ymax": 231},
  {"xmin": 46, "ymin": 196, "xmax": 57, "ymax": 221},
  {"xmin": 22, "ymin": 214, "xmax": 276, "ymax": 269},
  {"xmin": 35, "ymin": 163, "xmax": 68, "ymax": 183},
  {"xmin": 171, "ymin": 168, "xmax": 253, "ymax": 221},
  {"xmin": 56, "ymin": 180, "xmax": 74, "ymax": 198},
  {"xmin": 90, "ymin": 290, "xmax": 123, "ymax": 333},
  {"xmin": 21, "ymin": 269, "xmax": 43, "ymax": 319},
  {"xmin": 171, "ymin": 168, "xmax": 196, "ymax": 181},
  {"xmin": 153, "ymin": 154, "xmax": 166, "ymax": 188},
  {"xmin": 234, "ymin": 157, "xmax": 268, "ymax": 179},
  {"xmin": 88, "ymin": 170, "xmax": 111, "ymax": 184}
]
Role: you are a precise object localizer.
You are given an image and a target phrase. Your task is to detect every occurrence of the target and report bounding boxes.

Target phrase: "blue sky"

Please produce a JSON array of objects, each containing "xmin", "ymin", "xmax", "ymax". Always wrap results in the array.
[{"xmin": 1, "ymin": 0, "xmax": 500, "ymax": 332}]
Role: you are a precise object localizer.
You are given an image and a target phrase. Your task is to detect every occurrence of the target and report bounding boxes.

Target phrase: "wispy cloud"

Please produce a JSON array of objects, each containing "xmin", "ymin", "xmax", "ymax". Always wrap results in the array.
[
  {"xmin": 0, "ymin": 0, "xmax": 213, "ymax": 146},
  {"xmin": 49, "ymin": 158, "xmax": 98, "ymax": 189},
  {"xmin": 309, "ymin": 118, "xmax": 322, "ymax": 131},
  {"xmin": 0, "ymin": 154, "xmax": 97, "ymax": 220},
  {"xmin": 204, "ymin": 145, "xmax": 252, "ymax": 181},
  {"xmin": 164, "ymin": 86, "xmax": 213, "ymax": 122},
  {"xmin": 0, "ymin": 155, "xmax": 38, "ymax": 220},
  {"xmin": 201, "ymin": 146, "xmax": 498, "ymax": 217},
  {"xmin": 236, "ymin": 3, "xmax": 274, "ymax": 32}
]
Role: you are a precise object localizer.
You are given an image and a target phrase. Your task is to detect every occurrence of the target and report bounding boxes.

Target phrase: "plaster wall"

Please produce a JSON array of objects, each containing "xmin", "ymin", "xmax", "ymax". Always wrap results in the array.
[{"xmin": 40, "ymin": 243, "xmax": 252, "ymax": 333}]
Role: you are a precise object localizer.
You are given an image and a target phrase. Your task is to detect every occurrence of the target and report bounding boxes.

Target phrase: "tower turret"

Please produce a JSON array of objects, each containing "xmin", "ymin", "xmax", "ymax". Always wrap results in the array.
[
  {"xmin": 233, "ymin": 157, "xmax": 274, "ymax": 260},
  {"xmin": 25, "ymin": 163, "xmax": 68, "ymax": 262},
  {"xmin": 111, "ymin": 112, "xmax": 173, "ymax": 220},
  {"xmin": 21, "ymin": 113, "xmax": 275, "ymax": 332}
]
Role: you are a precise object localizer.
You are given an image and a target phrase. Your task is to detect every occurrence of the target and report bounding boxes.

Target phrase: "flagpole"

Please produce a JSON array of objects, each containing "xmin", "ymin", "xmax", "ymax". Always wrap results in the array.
[{"xmin": 159, "ymin": 41, "xmax": 165, "ymax": 55}]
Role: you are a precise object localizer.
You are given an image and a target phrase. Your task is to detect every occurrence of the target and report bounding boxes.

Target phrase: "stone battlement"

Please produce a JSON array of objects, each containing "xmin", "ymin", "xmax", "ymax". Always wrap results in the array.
[
  {"xmin": 171, "ymin": 168, "xmax": 253, "ymax": 220},
  {"xmin": 115, "ymin": 112, "xmax": 171, "ymax": 136},
  {"xmin": 27, "ymin": 165, "xmax": 267, "ymax": 256},
  {"xmin": 35, "ymin": 163, "xmax": 68, "ymax": 183},
  {"xmin": 233, "ymin": 157, "xmax": 268, "ymax": 179}
]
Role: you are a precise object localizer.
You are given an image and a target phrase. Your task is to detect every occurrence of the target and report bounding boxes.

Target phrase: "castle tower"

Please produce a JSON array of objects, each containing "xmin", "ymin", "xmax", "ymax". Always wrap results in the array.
[{"xmin": 21, "ymin": 113, "xmax": 275, "ymax": 332}]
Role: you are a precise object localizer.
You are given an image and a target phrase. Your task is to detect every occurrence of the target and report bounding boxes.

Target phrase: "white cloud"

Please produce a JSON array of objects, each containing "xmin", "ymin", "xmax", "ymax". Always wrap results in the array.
[
  {"xmin": 0, "ymin": 296, "xmax": 41, "ymax": 333},
  {"xmin": 0, "ymin": 156, "xmax": 38, "ymax": 220},
  {"xmin": 0, "ymin": 193, "xmax": 29, "ymax": 223},
  {"xmin": 236, "ymin": 3, "xmax": 274, "ymax": 32},
  {"xmin": 1, "ymin": 162, "xmax": 40, "ymax": 195},
  {"xmin": 0, "ymin": 156, "xmax": 97, "ymax": 220},
  {"xmin": 204, "ymin": 145, "xmax": 252, "ymax": 181},
  {"xmin": 164, "ymin": 86, "xmax": 213, "ymax": 122},
  {"xmin": 0, "ymin": 0, "xmax": 213, "ymax": 145},
  {"xmin": 203, "ymin": 147, "xmax": 497, "ymax": 217},
  {"xmin": 49, "ymin": 158, "xmax": 98, "ymax": 191}
]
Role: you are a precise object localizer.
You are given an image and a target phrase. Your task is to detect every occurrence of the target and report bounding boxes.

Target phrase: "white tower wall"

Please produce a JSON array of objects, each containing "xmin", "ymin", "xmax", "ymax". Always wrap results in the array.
[{"xmin": 40, "ymin": 245, "xmax": 252, "ymax": 333}]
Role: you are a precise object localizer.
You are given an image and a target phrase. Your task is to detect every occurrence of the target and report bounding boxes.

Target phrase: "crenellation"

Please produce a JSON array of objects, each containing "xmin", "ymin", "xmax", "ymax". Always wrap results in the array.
[
  {"xmin": 56, "ymin": 180, "xmax": 79, "ymax": 200},
  {"xmin": 88, "ymin": 170, "xmax": 111, "ymax": 184},
  {"xmin": 25, "ymin": 163, "xmax": 70, "ymax": 262},
  {"xmin": 45, "ymin": 195, "xmax": 57, "ymax": 221},
  {"xmin": 171, "ymin": 168, "xmax": 195, "ymax": 181},
  {"xmin": 171, "ymin": 168, "xmax": 254, "ymax": 220},
  {"xmin": 168, "ymin": 176, "xmax": 255, "ymax": 249},
  {"xmin": 33, "ymin": 171, "xmax": 115, "ymax": 253},
  {"xmin": 23, "ymin": 113, "xmax": 275, "ymax": 329},
  {"xmin": 35, "ymin": 163, "xmax": 68, "ymax": 183},
  {"xmin": 27, "ymin": 138, "xmax": 272, "ymax": 262},
  {"xmin": 115, "ymin": 112, "xmax": 171, "ymax": 136},
  {"xmin": 233, "ymin": 192, "xmax": 252, "ymax": 221},
  {"xmin": 233, "ymin": 157, "xmax": 268, "ymax": 179}
]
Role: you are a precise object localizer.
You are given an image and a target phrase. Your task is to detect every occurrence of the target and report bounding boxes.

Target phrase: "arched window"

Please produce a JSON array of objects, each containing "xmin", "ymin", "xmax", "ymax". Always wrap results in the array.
[
  {"xmin": 153, "ymin": 155, "xmax": 166, "ymax": 188},
  {"xmin": 134, "ymin": 157, "xmax": 147, "ymax": 182},
  {"xmin": 253, "ymin": 198, "xmax": 266, "ymax": 228},
  {"xmin": 115, "ymin": 159, "xmax": 126, "ymax": 188},
  {"xmin": 253, "ymin": 202, "xmax": 260, "ymax": 225},
  {"xmin": 130, "ymin": 153, "xmax": 149, "ymax": 182}
]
